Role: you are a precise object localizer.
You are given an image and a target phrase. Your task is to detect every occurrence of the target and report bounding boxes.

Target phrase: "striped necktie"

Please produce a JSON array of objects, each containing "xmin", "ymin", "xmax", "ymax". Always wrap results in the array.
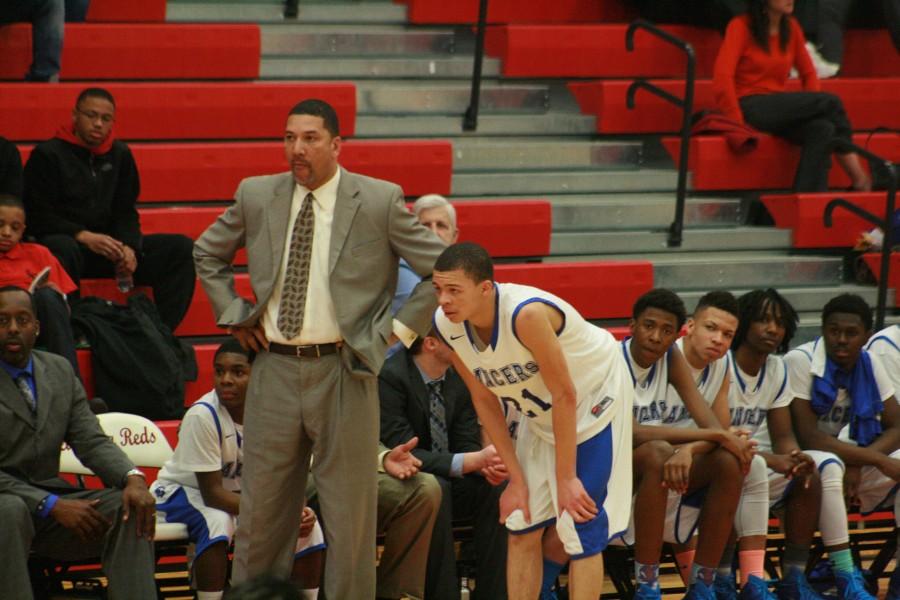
[
  {"xmin": 278, "ymin": 192, "xmax": 316, "ymax": 339},
  {"xmin": 16, "ymin": 374, "xmax": 36, "ymax": 413},
  {"xmin": 428, "ymin": 380, "xmax": 449, "ymax": 453}
]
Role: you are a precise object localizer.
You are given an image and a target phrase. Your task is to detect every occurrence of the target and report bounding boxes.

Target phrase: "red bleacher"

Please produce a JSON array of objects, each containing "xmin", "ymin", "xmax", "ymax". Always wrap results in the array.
[
  {"xmin": 86, "ymin": 0, "xmax": 166, "ymax": 22},
  {"xmin": 570, "ymin": 78, "xmax": 900, "ymax": 134},
  {"xmin": 761, "ymin": 192, "xmax": 889, "ymax": 248},
  {"xmin": 662, "ymin": 133, "xmax": 900, "ymax": 191},
  {"xmin": 18, "ymin": 139, "xmax": 450, "ymax": 201},
  {"xmin": 404, "ymin": 0, "xmax": 632, "ymax": 24},
  {"xmin": 0, "ymin": 24, "xmax": 260, "ymax": 80},
  {"xmin": 494, "ymin": 262, "xmax": 652, "ymax": 320},
  {"xmin": 0, "ymin": 83, "xmax": 357, "ymax": 142},
  {"xmin": 862, "ymin": 253, "xmax": 900, "ymax": 305}
]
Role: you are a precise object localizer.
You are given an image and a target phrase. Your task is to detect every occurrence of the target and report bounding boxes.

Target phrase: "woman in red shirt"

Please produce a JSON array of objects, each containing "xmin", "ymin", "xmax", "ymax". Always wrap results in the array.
[{"xmin": 713, "ymin": 0, "xmax": 871, "ymax": 192}]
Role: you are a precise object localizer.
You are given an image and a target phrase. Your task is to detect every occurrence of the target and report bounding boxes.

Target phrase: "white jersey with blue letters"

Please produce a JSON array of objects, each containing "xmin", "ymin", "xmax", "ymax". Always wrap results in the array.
[
  {"xmin": 671, "ymin": 337, "xmax": 730, "ymax": 409},
  {"xmin": 867, "ymin": 325, "xmax": 900, "ymax": 393},
  {"xmin": 625, "ymin": 338, "xmax": 692, "ymax": 427},
  {"xmin": 727, "ymin": 351, "xmax": 790, "ymax": 453}
]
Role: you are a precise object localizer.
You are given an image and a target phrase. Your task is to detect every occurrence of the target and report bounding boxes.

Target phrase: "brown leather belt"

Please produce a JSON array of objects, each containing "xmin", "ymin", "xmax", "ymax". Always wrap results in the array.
[{"xmin": 268, "ymin": 341, "xmax": 342, "ymax": 359}]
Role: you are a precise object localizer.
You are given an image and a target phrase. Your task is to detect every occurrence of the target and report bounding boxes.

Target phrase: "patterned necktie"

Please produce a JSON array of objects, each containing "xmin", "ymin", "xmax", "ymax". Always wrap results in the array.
[
  {"xmin": 16, "ymin": 374, "xmax": 36, "ymax": 413},
  {"xmin": 428, "ymin": 380, "xmax": 449, "ymax": 454},
  {"xmin": 278, "ymin": 192, "xmax": 316, "ymax": 339}
]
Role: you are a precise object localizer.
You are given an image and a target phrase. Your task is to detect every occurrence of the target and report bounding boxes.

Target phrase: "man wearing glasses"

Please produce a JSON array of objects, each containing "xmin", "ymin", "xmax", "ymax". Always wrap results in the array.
[{"xmin": 23, "ymin": 87, "xmax": 195, "ymax": 332}]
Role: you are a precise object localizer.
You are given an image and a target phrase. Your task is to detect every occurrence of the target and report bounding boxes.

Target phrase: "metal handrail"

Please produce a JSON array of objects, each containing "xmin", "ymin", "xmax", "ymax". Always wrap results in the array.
[
  {"xmin": 463, "ymin": 0, "xmax": 490, "ymax": 131},
  {"xmin": 625, "ymin": 19, "xmax": 696, "ymax": 247},
  {"xmin": 823, "ymin": 140, "xmax": 897, "ymax": 331},
  {"xmin": 284, "ymin": 0, "xmax": 299, "ymax": 18}
]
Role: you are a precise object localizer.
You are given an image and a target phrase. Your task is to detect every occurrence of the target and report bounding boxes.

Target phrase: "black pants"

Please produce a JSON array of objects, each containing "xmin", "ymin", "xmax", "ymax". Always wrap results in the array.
[
  {"xmin": 40, "ymin": 233, "xmax": 196, "ymax": 331},
  {"xmin": 427, "ymin": 475, "xmax": 507, "ymax": 600},
  {"xmin": 740, "ymin": 92, "xmax": 853, "ymax": 192},
  {"xmin": 32, "ymin": 286, "xmax": 80, "ymax": 378},
  {"xmin": 797, "ymin": 0, "xmax": 900, "ymax": 64}
]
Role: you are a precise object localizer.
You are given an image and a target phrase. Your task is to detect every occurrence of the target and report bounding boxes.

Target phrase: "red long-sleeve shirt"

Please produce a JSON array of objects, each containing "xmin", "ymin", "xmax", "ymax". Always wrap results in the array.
[
  {"xmin": 713, "ymin": 14, "xmax": 820, "ymax": 124},
  {"xmin": 0, "ymin": 242, "xmax": 77, "ymax": 294}
]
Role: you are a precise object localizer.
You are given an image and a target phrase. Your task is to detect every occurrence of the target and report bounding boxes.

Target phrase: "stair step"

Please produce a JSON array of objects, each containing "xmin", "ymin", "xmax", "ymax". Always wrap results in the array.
[
  {"xmin": 452, "ymin": 169, "xmax": 678, "ymax": 196},
  {"xmin": 451, "ymin": 139, "xmax": 641, "ymax": 171},
  {"xmin": 550, "ymin": 227, "xmax": 791, "ymax": 255},
  {"xmin": 354, "ymin": 113, "xmax": 597, "ymax": 138},
  {"xmin": 167, "ymin": 2, "xmax": 407, "ymax": 24},
  {"xmin": 260, "ymin": 56, "xmax": 500, "ymax": 79},
  {"xmin": 357, "ymin": 81, "xmax": 550, "ymax": 114},
  {"xmin": 551, "ymin": 195, "xmax": 742, "ymax": 230},
  {"xmin": 677, "ymin": 285, "xmax": 895, "ymax": 314},
  {"xmin": 261, "ymin": 25, "xmax": 455, "ymax": 56}
]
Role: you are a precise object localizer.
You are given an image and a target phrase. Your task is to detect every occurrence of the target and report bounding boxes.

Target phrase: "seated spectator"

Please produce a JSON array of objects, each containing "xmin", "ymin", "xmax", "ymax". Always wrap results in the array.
[
  {"xmin": 151, "ymin": 340, "xmax": 325, "ymax": 600},
  {"xmin": 23, "ymin": 87, "xmax": 195, "ymax": 331},
  {"xmin": 0, "ymin": 0, "xmax": 64, "ymax": 82},
  {"xmin": 379, "ymin": 330, "xmax": 507, "ymax": 600},
  {"xmin": 713, "ymin": 0, "xmax": 872, "ymax": 193},
  {"xmin": 0, "ymin": 194, "xmax": 80, "ymax": 376},
  {"xmin": 0, "ymin": 285, "xmax": 157, "ymax": 599},
  {"xmin": 392, "ymin": 193, "xmax": 456, "ymax": 316},
  {"xmin": 65, "ymin": 0, "xmax": 91, "ymax": 22},
  {"xmin": 0, "ymin": 137, "xmax": 23, "ymax": 197}
]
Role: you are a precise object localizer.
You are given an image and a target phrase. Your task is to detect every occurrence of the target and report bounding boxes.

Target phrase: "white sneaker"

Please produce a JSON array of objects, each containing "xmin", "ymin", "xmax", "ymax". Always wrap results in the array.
[{"xmin": 805, "ymin": 41, "xmax": 840, "ymax": 78}]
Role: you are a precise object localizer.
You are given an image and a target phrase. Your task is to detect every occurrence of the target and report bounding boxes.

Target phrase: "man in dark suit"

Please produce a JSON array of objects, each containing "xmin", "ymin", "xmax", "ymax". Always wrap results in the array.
[
  {"xmin": 380, "ymin": 332, "xmax": 508, "ymax": 600},
  {"xmin": 0, "ymin": 285, "xmax": 157, "ymax": 599}
]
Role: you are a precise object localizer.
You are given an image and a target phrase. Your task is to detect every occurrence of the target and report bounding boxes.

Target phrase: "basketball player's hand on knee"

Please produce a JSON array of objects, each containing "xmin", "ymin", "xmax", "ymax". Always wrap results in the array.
[
  {"xmin": 662, "ymin": 447, "xmax": 692, "ymax": 495},
  {"xmin": 500, "ymin": 479, "xmax": 530, "ymax": 524},
  {"xmin": 719, "ymin": 430, "xmax": 757, "ymax": 472},
  {"xmin": 557, "ymin": 476, "xmax": 598, "ymax": 523},
  {"xmin": 299, "ymin": 506, "xmax": 317, "ymax": 538}
]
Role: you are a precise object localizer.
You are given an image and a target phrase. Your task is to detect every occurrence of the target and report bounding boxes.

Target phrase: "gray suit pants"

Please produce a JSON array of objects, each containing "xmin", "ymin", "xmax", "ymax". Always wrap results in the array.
[
  {"xmin": 0, "ymin": 488, "xmax": 157, "ymax": 599},
  {"xmin": 233, "ymin": 350, "xmax": 379, "ymax": 599}
]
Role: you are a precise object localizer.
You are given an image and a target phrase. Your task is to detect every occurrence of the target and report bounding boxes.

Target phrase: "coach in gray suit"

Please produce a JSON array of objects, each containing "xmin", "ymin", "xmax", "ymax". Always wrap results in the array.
[
  {"xmin": 0, "ymin": 286, "xmax": 157, "ymax": 599},
  {"xmin": 193, "ymin": 99, "xmax": 446, "ymax": 598}
]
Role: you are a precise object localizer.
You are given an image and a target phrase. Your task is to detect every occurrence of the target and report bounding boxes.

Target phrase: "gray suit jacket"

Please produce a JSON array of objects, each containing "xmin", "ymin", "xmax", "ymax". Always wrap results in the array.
[
  {"xmin": 0, "ymin": 351, "xmax": 134, "ymax": 511},
  {"xmin": 193, "ymin": 168, "xmax": 446, "ymax": 375}
]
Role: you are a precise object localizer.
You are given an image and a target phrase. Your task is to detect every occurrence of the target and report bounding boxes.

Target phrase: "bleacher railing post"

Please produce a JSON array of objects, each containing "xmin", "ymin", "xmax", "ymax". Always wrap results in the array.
[
  {"xmin": 625, "ymin": 19, "xmax": 695, "ymax": 248},
  {"xmin": 463, "ymin": 0, "xmax": 490, "ymax": 131}
]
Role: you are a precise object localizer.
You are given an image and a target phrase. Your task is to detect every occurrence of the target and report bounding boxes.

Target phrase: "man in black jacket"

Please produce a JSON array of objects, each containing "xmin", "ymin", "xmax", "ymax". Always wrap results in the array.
[
  {"xmin": 379, "ymin": 332, "xmax": 507, "ymax": 600},
  {"xmin": 23, "ymin": 87, "xmax": 194, "ymax": 331},
  {"xmin": 0, "ymin": 137, "xmax": 23, "ymax": 197}
]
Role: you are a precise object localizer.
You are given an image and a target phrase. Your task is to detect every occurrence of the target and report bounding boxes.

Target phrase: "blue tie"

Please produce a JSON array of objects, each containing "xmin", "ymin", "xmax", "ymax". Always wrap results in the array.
[
  {"xmin": 428, "ymin": 380, "xmax": 448, "ymax": 453},
  {"xmin": 16, "ymin": 374, "xmax": 36, "ymax": 413}
]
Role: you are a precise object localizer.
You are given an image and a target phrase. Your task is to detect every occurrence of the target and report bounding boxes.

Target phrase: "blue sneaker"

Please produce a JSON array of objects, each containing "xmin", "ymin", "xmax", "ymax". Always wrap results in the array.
[
  {"xmin": 635, "ymin": 583, "xmax": 663, "ymax": 600},
  {"xmin": 715, "ymin": 573, "xmax": 738, "ymax": 600},
  {"xmin": 683, "ymin": 580, "xmax": 717, "ymax": 600},
  {"xmin": 776, "ymin": 569, "xmax": 825, "ymax": 600},
  {"xmin": 739, "ymin": 575, "xmax": 778, "ymax": 600},
  {"xmin": 834, "ymin": 569, "xmax": 876, "ymax": 600}
]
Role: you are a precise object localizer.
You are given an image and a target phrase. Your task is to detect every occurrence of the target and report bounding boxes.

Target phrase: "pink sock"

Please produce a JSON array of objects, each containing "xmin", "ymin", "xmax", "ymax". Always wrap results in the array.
[
  {"xmin": 739, "ymin": 549, "xmax": 766, "ymax": 583},
  {"xmin": 675, "ymin": 550, "xmax": 696, "ymax": 584}
]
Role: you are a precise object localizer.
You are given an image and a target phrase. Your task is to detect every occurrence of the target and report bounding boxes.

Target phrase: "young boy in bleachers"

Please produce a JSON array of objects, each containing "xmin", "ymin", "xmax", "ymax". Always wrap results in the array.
[
  {"xmin": 151, "ymin": 340, "xmax": 324, "ymax": 600},
  {"xmin": 0, "ymin": 193, "xmax": 80, "ymax": 376},
  {"xmin": 787, "ymin": 294, "xmax": 900, "ymax": 600}
]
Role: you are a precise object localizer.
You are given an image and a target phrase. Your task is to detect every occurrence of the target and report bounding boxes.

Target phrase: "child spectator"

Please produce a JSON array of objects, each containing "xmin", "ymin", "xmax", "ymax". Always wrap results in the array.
[
  {"xmin": 713, "ymin": 0, "xmax": 872, "ymax": 192},
  {"xmin": 0, "ymin": 193, "xmax": 80, "ymax": 376}
]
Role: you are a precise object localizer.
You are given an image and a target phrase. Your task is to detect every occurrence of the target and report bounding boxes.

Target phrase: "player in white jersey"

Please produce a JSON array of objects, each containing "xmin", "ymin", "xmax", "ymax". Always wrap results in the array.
[
  {"xmin": 788, "ymin": 294, "xmax": 900, "ymax": 600},
  {"xmin": 431, "ymin": 242, "xmax": 633, "ymax": 600},
  {"xmin": 624, "ymin": 289, "xmax": 753, "ymax": 600},
  {"xmin": 151, "ymin": 341, "xmax": 325, "ymax": 600}
]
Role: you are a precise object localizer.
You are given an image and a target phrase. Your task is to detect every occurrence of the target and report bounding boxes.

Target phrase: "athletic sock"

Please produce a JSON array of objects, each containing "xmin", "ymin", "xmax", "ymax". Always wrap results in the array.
[
  {"xmin": 676, "ymin": 549, "xmax": 696, "ymax": 584},
  {"xmin": 738, "ymin": 549, "xmax": 766, "ymax": 583},
  {"xmin": 782, "ymin": 542, "xmax": 811, "ymax": 576},
  {"xmin": 635, "ymin": 561, "xmax": 661, "ymax": 590},
  {"xmin": 196, "ymin": 592, "xmax": 224, "ymax": 600},
  {"xmin": 542, "ymin": 558, "xmax": 566, "ymax": 596},
  {"xmin": 690, "ymin": 563, "xmax": 717, "ymax": 587},
  {"xmin": 300, "ymin": 589, "xmax": 319, "ymax": 600},
  {"xmin": 829, "ymin": 548, "xmax": 854, "ymax": 575},
  {"xmin": 718, "ymin": 543, "xmax": 736, "ymax": 579}
]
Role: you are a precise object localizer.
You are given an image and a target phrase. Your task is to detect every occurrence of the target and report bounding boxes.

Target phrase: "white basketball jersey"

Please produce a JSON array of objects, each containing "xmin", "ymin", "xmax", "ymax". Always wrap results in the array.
[
  {"xmin": 624, "ymin": 338, "xmax": 692, "ymax": 427},
  {"xmin": 434, "ymin": 283, "xmax": 628, "ymax": 444},
  {"xmin": 867, "ymin": 325, "xmax": 900, "ymax": 394},
  {"xmin": 671, "ymin": 337, "xmax": 730, "ymax": 406},
  {"xmin": 727, "ymin": 351, "xmax": 790, "ymax": 452}
]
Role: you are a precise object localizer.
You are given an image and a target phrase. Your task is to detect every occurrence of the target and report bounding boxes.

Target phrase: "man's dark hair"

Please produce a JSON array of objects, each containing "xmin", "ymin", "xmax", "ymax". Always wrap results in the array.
[
  {"xmin": 822, "ymin": 293, "xmax": 873, "ymax": 332},
  {"xmin": 76, "ymin": 87, "xmax": 116, "ymax": 108},
  {"xmin": 0, "ymin": 285, "xmax": 36, "ymax": 314},
  {"xmin": 215, "ymin": 339, "xmax": 256, "ymax": 365},
  {"xmin": 288, "ymin": 98, "xmax": 340, "ymax": 138},
  {"xmin": 632, "ymin": 288, "xmax": 687, "ymax": 330},
  {"xmin": 0, "ymin": 194, "xmax": 24, "ymax": 210},
  {"xmin": 434, "ymin": 242, "xmax": 493, "ymax": 284},
  {"xmin": 693, "ymin": 290, "xmax": 739, "ymax": 319},
  {"xmin": 733, "ymin": 288, "xmax": 799, "ymax": 353}
]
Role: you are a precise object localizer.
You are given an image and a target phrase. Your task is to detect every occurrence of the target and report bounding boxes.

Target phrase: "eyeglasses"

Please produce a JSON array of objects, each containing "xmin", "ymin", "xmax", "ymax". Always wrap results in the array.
[{"xmin": 76, "ymin": 108, "xmax": 115, "ymax": 124}]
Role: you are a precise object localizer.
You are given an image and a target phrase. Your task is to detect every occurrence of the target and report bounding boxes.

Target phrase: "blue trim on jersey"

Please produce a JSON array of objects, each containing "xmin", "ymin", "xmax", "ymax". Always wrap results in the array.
[
  {"xmin": 621, "ymin": 338, "xmax": 658, "ymax": 388},
  {"xmin": 860, "ymin": 482, "xmax": 900, "ymax": 517},
  {"xmin": 156, "ymin": 487, "xmax": 230, "ymax": 560},
  {"xmin": 674, "ymin": 487, "xmax": 707, "ymax": 545},
  {"xmin": 464, "ymin": 283, "xmax": 501, "ymax": 352},
  {"xmin": 869, "ymin": 334, "xmax": 900, "ymax": 353},
  {"xmin": 569, "ymin": 425, "xmax": 614, "ymax": 560},
  {"xmin": 733, "ymin": 355, "xmax": 767, "ymax": 395},
  {"xmin": 774, "ymin": 361, "xmax": 788, "ymax": 403},
  {"xmin": 511, "ymin": 298, "xmax": 567, "ymax": 345},
  {"xmin": 195, "ymin": 401, "xmax": 223, "ymax": 445},
  {"xmin": 295, "ymin": 542, "xmax": 327, "ymax": 559},
  {"xmin": 509, "ymin": 517, "xmax": 557, "ymax": 535}
]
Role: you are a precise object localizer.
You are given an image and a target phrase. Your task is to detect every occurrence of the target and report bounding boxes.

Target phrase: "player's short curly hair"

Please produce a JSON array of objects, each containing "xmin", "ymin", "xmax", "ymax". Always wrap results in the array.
[
  {"xmin": 733, "ymin": 288, "xmax": 798, "ymax": 354},
  {"xmin": 632, "ymin": 288, "xmax": 687, "ymax": 330},
  {"xmin": 434, "ymin": 242, "xmax": 493, "ymax": 284},
  {"xmin": 822, "ymin": 293, "xmax": 873, "ymax": 331}
]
